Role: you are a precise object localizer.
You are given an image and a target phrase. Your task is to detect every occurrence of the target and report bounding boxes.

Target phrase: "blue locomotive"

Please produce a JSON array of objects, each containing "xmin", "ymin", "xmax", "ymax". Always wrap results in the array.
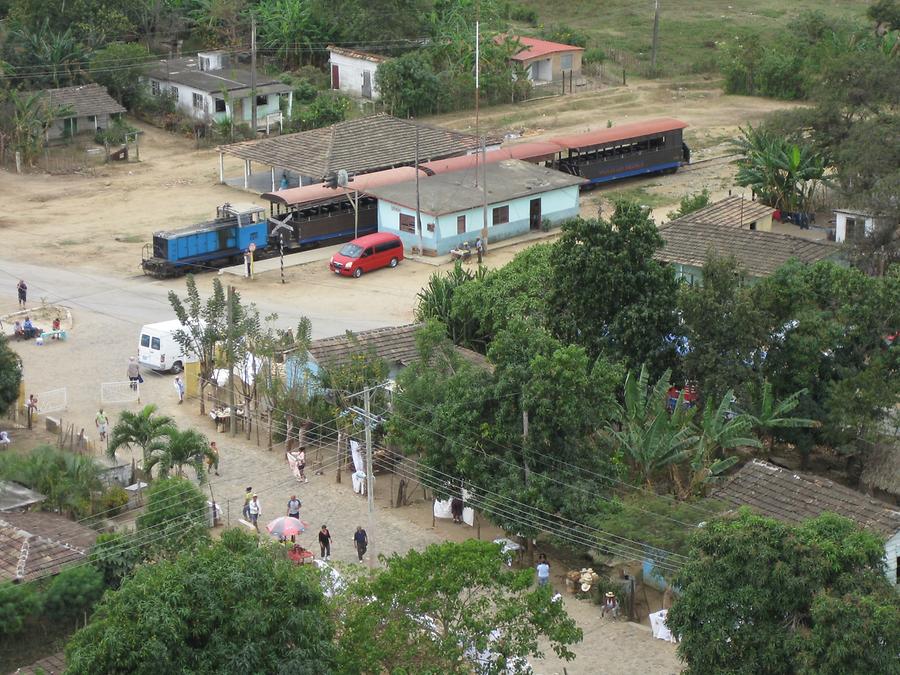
[{"xmin": 141, "ymin": 203, "xmax": 269, "ymax": 278}]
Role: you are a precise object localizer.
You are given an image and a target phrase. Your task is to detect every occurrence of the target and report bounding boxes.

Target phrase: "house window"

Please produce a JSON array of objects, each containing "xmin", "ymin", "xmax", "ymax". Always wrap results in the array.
[
  {"xmin": 151, "ymin": 80, "xmax": 160, "ymax": 96},
  {"xmin": 492, "ymin": 205, "xmax": 509, "ymax": 226},
  {"xmin": 427, "ymin": 222, "xmax": 435, "ymax": 233},
  {"xmin": 215, "ymin": 98, "xmax": 227, "ymax": 113},
  {"xmin": 457, "ymin": 215, "xmax": 466, "ymax": 234},
  {"xmin": 896, "ymin": 557, "xmax": 899, "ymax": 585},
  {"xmin": 399, "ymin": 213, "xmax": 416, "ymax": 233},
  {"xmin": 256, "ymin": 94, "xmax": 268, "ymax": 106},
  {"xmin": 170, "ymin": 85, "xmax": 179, "ymax": 99},
  {"xmin": 192, "ymin": 92, "xmax": 204, "ymax": 109},
  {"xmin": 561, "ymin": 54, "xmax": 573, "ymax": 70}
]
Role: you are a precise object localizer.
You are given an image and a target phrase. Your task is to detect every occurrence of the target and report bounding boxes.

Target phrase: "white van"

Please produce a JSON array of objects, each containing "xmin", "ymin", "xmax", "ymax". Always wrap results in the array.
[{"xmin": 138, "ymin": 320, "xmax": 199, "ymax": 373}]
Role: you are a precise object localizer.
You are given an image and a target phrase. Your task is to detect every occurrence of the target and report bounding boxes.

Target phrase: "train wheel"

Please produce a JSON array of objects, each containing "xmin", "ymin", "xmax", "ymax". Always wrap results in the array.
[
  {"xmin": 353, "ymin": 267, "xmax": 363, "ymax": 278},
  {"xmin": 389, "ymin": 257, "xmax": 399, "ymax": 268}
]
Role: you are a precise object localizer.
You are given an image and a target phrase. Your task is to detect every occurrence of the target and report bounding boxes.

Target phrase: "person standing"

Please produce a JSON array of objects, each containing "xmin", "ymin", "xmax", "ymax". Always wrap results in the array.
[
  {"xmin": 296, "ymin": 448, "xmax": 307, "ymax": 483},
  {"xmin": 127, "ymin": 357, "xmax": 141, "ymax": 391},
  {"xmin": 353, "ymin": 526, "xmax": 368, "ymax": 563},
  {"xmin": 174, "ymin": 376, "xmax": 185, "ymax": 404},
  {"xmin": 95, "ymin": 409, "xmax": 109, "ymax": 443},
  {"xmin": 286, "ymin": 494, "xmax": 302, "ymax": 542},
  {"xmin": 16, "ymin": 280, "xmax": 27, "ymax": 309},
  {"xmin": 450, "ymin": 496, "xmax": 464, "ymax": 524},
  {"xmin": 207, "ymin": 441, "xmax": 219, "ymax": 476},
  {"xmin": 242, "ymin": 486, "xmax": 253, "ymax": 520},
  {"xmin": 247, "ymin": 494, "xmax": 261, "ymax": 531},
  {"xmin": 318, "ymin": 524, "xmax": 332, "ymax": 560},
  {"xmin": 536, "ymin": 556, "xmax": 551, "ymax": 587},
  {"xmin": 475, "ymin": 238, "xmax": 483, "ymax": 264},
  {"xmin": 25, "ymin": 394, "xmax": 38, "ymax": 430}
]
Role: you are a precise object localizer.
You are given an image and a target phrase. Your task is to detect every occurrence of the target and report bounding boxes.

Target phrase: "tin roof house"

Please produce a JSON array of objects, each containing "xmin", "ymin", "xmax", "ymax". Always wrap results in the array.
[
  {"xmin": 366, "ymin": 159, "xmax": 583, "ymax": 256},
  {"xmin": 145, "ymin": 51, "xmax": 292, "ymax": 131},
  {"xmin": 36, "ymin": 83, "xmax": 125, "ymax": 140}
]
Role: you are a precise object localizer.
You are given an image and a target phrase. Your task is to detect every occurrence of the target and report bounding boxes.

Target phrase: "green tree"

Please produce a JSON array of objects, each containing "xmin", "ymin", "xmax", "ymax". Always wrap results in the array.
[
  {"xmin": 89, "ymin": 42, "xmax": 151, "ymax": 108},
  {"xmin": 676, "ymin": 253, "xmax": 766, "ymax": 404},
  {"xmin": 66, "ymin": 532, "xmax": 336, "ymax": 674},
  {"xmin": 740, "ymin": 380, "xmax": 817, "ymax": 454},
  {"xmin": 337, "ymin": 540, "xmax": 582, "ymax": 674},
  {"xmin": 135, "ymin": 476, "xmax": 209, "ymax": 556},
  {"xmin": 144, "ymin": 427, "xmax": 214, "ymax": 482},
  {"xmin": 168, "ymin": 275, "xmax": 228, "ymax": 414},
  {"xmin": 376, "ymin": 50, "xmax": 443, "ymax": 118},
  {"xmin": 42, "ymin": 565, "xmax": 105, "ymax": 628},
  {"xmin": 107, "ymin": 403, "xmax": 175, "ymax": 467},
  {"xmin": 0, "ymin": 88, "xmax": 73, "ymax": 164},
  {"xmin": 256, "ymin": 0, "xmax": 319, "ymax": 68},
  {"xmin": 416, "ymin": 262, "xmax": 487, "ymax": 348},
  {"xmin": 0, "ymin": 445, "xmax": 101, "ymax": 518},
  {"xmin": 0, "ymin": 582, "xmax": 42, "ymax": 638},
  {"xmin": 298, "ymin": 92, "xmax": 350, "ymax": 131},
  {"xmin": 89, "ymin": 532, "xmax": 144, "ymax": 588},
  {"xmin": 548, "ymin": 204, "xmax": 679, "ymax": 371},
  {"xmin": 0, "ymin": 335, "xmax": 22, "ymax": 417},
  {"xmin": 732, "ymin": 124, "xmax": 825, "ymax": 212},
  {"xmin": 7, "ymin": 22, "xmax": 87, "ymax": 88},
  {"xmin": 667, "ymin": 511, "xmax": 900, "ymax": 675}
]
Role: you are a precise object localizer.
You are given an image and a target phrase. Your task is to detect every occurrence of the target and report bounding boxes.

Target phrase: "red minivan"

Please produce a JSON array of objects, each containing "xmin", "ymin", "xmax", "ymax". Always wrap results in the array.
[{"xmin": 329, "ymin": 232, "xmax": 404, "ymax": 278}]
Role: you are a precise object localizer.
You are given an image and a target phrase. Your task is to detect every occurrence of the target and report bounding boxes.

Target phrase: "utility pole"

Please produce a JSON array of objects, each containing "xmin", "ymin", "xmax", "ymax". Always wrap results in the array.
[
  {"xmin": 474, "ymin": 18, "xmax": 480, "ymax": 188},
  {"xmin": 364, "ymin": 386, "xmax": 375, "ymax": 569},
  {"xmin": 415, "ymin": 125, "xmax": 423, "ymax": 255},
  {"xmin": 250, "ymin": 14, "xmax": 258, "ymax": 135},
  {"xmin": 227, "ymin": 285, "xmax": 236, "ymax": 438},
  {"xmin": 480, "ymin": 135, "xmax": 488, "ymax": 251},
  {"xmin": 650, "ymin": 0, "xmax": 661, "ymax": 76},
  {"xmin": 522, "ymin": 404, "xmax": 533, "ymax": 565}
]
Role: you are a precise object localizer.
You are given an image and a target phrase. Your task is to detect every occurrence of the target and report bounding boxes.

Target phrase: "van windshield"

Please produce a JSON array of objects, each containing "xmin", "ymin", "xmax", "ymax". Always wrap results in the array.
[{"xmin": 339, "ymin": 243, "xmax": 364, "ymax": 258}]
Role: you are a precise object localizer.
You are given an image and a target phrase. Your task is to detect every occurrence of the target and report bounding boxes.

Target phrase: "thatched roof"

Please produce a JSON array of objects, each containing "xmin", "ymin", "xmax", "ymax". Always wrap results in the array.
[{"xmin": 860, "ymin": 444, "xmax": 900, "ymax": 497}]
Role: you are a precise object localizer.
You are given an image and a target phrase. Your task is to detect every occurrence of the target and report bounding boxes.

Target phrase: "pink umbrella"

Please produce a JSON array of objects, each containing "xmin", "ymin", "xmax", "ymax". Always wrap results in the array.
[{"xmin": 266, "ymin": 516, "xmax": 307, "ymax": 538}]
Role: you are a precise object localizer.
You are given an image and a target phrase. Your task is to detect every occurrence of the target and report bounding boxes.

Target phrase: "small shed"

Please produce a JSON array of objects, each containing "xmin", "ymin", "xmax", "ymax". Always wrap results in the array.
[
  {"xmin": 833, "ymin": 208, "xmax": 876, "ymax": 243},
  {"xmin": 506, "ymin": 36, "xmax": 584, "ymax": 83},
  {"xmin": 37, "ymin": 84, "xmax": 125, "ymax": 140},
  {"xmin": 0, "ymin": 480, "xmax": 46, "ymax": 513},
  {"xmin": 366, "ymin": 159, "xmax": 583, "ymax": 255},
  {"xmin": 713, "ymin": 460, "xmax": 900, "ymax": 588},
  {"xmin": 0, "ymin": 511, "xmax": 98, "ymax": 582},
  {"xmin": 655, "ymin": 221, "xmax": 840, "ymax": 284},
  {"xmin": 328, "ymin": 46, "xmax": 386, "ymax": 100}
]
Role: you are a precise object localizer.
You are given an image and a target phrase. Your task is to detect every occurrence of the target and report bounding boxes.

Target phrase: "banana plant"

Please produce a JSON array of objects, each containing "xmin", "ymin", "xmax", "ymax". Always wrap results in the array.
[{"xmin": 742, "ymin": 380, "xmax": 818, "ymax": 453}]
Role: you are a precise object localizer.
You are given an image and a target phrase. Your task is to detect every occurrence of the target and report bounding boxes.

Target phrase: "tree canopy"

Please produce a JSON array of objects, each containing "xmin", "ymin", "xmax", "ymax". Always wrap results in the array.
[
  {"xmin": 66, "ymin": 532, "xmax": 336, "ymax": 674},
  {"xmin": 336, "ymin": 540, "xmax": 582, "ymax": 674},
  {"xmin": 667, "ymin": 511, "xmax": 900, "ymax": 675},
  {"xmin": 0, "ymin": 334, "xmax": 22, "ymax": 417}
]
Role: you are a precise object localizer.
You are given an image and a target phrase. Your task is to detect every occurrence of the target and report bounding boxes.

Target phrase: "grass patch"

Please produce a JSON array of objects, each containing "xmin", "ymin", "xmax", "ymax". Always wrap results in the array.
[
  {"xmin": 58, "ymin": 238, "xmax": 81, "ymax": 246},
  {"xmin": 600, "ymin": 184, "xmax": 671, "ymax": 209},
  {"xmin": 516, "ymin": 0, "xmax": 870, "ymax": 77},
  {"xmin": 115, "ymin": 234, "xmax": 145, "ymax": 243}
]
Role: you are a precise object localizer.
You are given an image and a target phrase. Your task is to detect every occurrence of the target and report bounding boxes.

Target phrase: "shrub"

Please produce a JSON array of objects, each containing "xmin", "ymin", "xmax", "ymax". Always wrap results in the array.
[
  {"xmin": 89, "ymin": 533, "xmax": 144, "ymax": 588},
  {"xmin": 99, "ymin": 486, "xmax": 130, "ymax": 516},
  {"xmin": 668, "ymin": 189, "xmax": 711, "ymax": 220},
  {"xmin": 540, "ymin": 24, "xmax": 589, "ymax": 48},
  {"xmin": 136, "ymin": 477, "xmax": 209, "ymax": 557},
  {"xmin": 94, "ymin": 119, "xmax": 137, "ymax": 147},
  {"xmin": 43, "ymin": 565, "xmax": 105, "ymax": 625},
  {"xmin": 0, "ymin": 582, "xmax": 42, "ymax": 637},
  {"xmin": 583, "ymin": 48, "xmax": 607, "ymax": 64},
  {"xmin": 509, "ymin": 4, "xmax": 538, "ymax": 25}
]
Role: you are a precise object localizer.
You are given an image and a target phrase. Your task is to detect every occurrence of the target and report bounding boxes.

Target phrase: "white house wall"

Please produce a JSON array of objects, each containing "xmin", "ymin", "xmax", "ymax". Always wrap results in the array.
[
  {"xmin": 885, "ymin": 530, "xmax": 900, "ymax": 589},
  {"xmin": 329, "ymin": 52, "xmax": 381, "ymax": 100},
  {"xmin": 834, "ymin": 211, "xmax": 875, "ymax": 243},
  {"xmin": 377, "ymin": 185, "xmax": 580, "ymax": 255},
  {"xmin": 146, "ymin": 78, "xmax": 282, "ymax": 126}
]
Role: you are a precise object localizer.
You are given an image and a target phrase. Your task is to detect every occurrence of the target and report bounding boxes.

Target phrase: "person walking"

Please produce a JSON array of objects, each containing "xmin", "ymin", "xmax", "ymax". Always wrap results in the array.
[
  {"xmin": 207, "ymin": 441, "xmax": 219, "ymax": 476},
  {"xmin": 287, "ymin": 494, "xmax": 302, "ymax": 542},
  {"xmin": 174, "ymin": 376, "xmax": 185, "ymax": 404},
  {"xmin": 536, "ymin": 556, "xmax": 551, "ymax": 587},
  {"xmin": 95, "ymin": 409, "xmax": 109, "ymax": 443},
  {"xmin": 25, "ymin": 394, "xmax": 38, "ymax": 430},
  {"xmin": 127, "ymin": 357, "xmax": 142, "ymax": 391},
  {"xmin": 296, "ymin": 448, "xmax": 307, "ymax": 483},
  {"xmin": 353, "ymin": 526, "xmax": 368, "ymax": 563},
  {"xmin": 318, "ymin": 524, "xmax": 332, "ymax": 560},
  {"xmin": 247, "ymin": 494, "xmax": 261, "ymax": 531},
  {"xmin": 16, "ymin": 280, "xmax": 27, "ymax": 309},
  {"xmin": 242, "ymin": 486, "xmax": 253, "ymax": 520}
]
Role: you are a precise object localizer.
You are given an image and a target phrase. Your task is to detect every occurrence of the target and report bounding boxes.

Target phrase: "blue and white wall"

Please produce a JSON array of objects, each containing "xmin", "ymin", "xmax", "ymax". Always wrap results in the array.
[{"xmin": 377, "ymin": 185, "xmax": 580, "ymax": 255}]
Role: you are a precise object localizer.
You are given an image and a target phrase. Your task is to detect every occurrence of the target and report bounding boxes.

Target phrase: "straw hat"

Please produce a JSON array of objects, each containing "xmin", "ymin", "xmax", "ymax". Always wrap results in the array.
[
  {"xmin": 605, "ymin": 591, "xmax": 616, "ymax": 599},
  {"xmin": 580, "ymin": 583, "xmax": 592, "ymax": 592}
]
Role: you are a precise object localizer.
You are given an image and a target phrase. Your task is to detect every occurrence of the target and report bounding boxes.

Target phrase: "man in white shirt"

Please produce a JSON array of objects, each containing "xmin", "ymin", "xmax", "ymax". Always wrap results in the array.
[
  {"xmin": 536, "ymin": 558, "xmax": 550, "ymax": 587},
  {"xmin": 247, "ymin": 494, "xmax": 261, "ymax": 531}
]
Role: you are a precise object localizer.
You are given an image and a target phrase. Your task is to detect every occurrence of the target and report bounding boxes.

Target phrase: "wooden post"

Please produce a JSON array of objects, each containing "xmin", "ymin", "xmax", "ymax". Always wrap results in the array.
[
  {"xmin": 219, "ymin": 152, "xmax": 225, "ymax": 183},
  {"xmin": 336, "ymin": 430, "xmax": 343, "ymax": 483},
  {"xmin": 243, "ymin": 160, "xmax": 250, "ymax": 189}
]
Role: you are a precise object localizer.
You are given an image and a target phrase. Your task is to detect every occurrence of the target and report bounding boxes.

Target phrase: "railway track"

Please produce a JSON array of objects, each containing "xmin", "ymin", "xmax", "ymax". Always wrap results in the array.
[{"xmin": 679, "ymin": 154, "xmax": 738, "ymax": 173}]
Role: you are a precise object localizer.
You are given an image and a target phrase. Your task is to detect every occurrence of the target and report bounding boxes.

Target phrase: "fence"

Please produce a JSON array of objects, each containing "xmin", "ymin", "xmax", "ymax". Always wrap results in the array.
[
  {"xmin": 100, "ymin": 380, "xmax": 141, "ymax": 405},
  {"xmin": 35, "ymin": 388, "xmax": 67, "ymax": 414}
]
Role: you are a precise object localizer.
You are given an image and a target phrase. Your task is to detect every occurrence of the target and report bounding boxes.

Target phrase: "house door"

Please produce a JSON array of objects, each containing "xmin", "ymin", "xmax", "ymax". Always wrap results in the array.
[
  {"xmin": 529, "ymin": 198, "xmax": 541, "ymax": 230},
  {"xmin": 331, "ymin": 64, "xmax": 340, "ymax": 90},
  {"xmin": 457, "ymin": 215, "xmax": 466, "ymax": 235},
  {"xmin": 362, "ymin": 71, "xmax": 372, "ymax": 99}
]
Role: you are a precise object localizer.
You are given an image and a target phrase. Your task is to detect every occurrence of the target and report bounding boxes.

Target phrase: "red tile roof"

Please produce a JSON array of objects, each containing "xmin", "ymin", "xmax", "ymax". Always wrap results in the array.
[
  {"xmin": 550, "ymin": 118, "xmax": 688, "ymax": 151},
  {"xmin": 506, "ymin": 36, "xmax": 585, "ymax": 61}
]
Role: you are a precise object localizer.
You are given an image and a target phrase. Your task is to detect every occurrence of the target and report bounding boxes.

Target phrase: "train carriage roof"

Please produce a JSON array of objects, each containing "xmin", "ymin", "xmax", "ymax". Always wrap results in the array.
[
  {"xmin": 420, "ymin": 141, "xmax": 562, "ymax": 174},
  {"xmin": 549, "ymin": 118, "xmax": 688, "ymax": 151},
  {"xmin": 262, "ymin": 166, "xmax": 427, "ymax": 207}
]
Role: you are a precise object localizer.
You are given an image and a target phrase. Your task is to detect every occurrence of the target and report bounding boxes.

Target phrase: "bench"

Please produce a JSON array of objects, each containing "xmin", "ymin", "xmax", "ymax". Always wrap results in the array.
[{"xmin": 40, "ymin": 330, "xmax": 67, "ymax": 341}]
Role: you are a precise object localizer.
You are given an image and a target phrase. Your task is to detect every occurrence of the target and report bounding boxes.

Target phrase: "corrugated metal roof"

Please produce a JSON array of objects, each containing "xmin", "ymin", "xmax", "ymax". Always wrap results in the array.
[
  {"xmin": 655, "ymin": 221, "xmax": 837, "ymax": 278},
  {"xmin": 220, "ymin": 114, "xmax": 486, "ymax": 179},
  {"xmin": 262, "ymin": 166, "xmax": 427, "ymax": 206},
  {"xmin": 37, "ymin": 83, "xmax": 125, "ymax": 117},
  {"xmin": 714, "ymin": 460, "xmax": 900, "ymax": 538},
  {"xmin": 551, "ymin": 118, "xmax": 688, "ymax": 150}
]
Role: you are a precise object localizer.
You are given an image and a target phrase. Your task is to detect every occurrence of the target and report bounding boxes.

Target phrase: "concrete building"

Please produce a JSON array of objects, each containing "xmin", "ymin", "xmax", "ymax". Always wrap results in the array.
[
  {"xmin": 328, "ymin": 46, "xmax": 386, "ymax": 100},
  {"xmin": 507, "ymin": 36, "xmax": 583, "ymax": 83},
  {"xmin": 366, "ymin": 159, "xmax": 583, "ymax": 255},
  {"xmin": 36, "ymin": 84, "xmax": 125, "ymax": 140},
  {"xmin": 145, "ymin": 51, "xmax": 291, "ymax": 131}
]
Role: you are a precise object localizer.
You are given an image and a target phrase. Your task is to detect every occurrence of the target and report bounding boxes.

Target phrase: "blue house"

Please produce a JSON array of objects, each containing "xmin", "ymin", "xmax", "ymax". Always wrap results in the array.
[{"xmin": 365, "ymin": 159, "xmax": 583, "ymax": 256}]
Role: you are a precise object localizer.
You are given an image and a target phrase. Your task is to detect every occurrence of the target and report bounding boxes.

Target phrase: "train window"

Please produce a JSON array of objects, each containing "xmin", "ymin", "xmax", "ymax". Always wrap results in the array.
[{"xmin": 141, "ymin": 334, "xmax": 150, "ymax": 348}]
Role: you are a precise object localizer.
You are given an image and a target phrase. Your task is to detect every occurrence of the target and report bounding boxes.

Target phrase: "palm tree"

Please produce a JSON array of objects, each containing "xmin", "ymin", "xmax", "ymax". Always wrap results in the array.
[
  {"xmin": 145, "ymin": 428, "xmax": 215, "ymax": 482},
  {"xmin": 742, "ymin": 381, "xmax": 818, "ymax": 453},
  {"xmin": 609, "ymin": 366, "xmax": 698, "ymax": 486},
  {"xmin": 107, "ymin": 404, "xmax": 175, "ymax": 467}
]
